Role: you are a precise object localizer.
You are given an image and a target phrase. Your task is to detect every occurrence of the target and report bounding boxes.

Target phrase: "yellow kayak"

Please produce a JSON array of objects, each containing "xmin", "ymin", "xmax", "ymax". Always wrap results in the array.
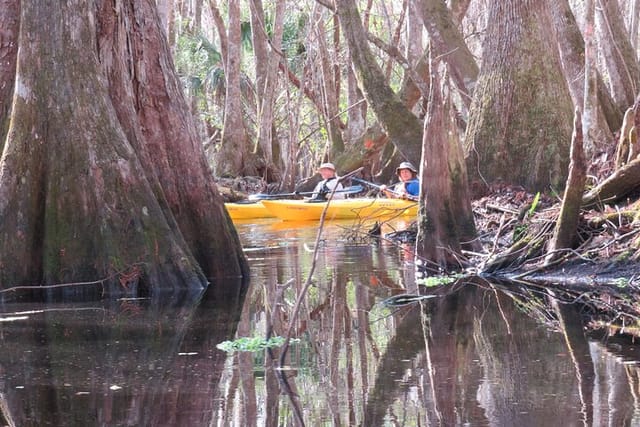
[
  {"xmin": 225, "ymin": 201, "xmax": 275, "ymax": 220},
  {"xmin": 261, "ymin": 198, "xmax": 418, "ymax": 221}
]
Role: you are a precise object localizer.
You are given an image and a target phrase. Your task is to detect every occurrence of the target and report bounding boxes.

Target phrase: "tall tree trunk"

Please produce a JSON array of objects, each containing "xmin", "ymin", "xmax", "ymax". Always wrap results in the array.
[
  {"xmin": 335, "ymin": 0, "xmax": 423, "ymax": 164},
  {"xmin": 631, "ymin": 0, "xmax": 639, "ymax": 54},
  {"xmin": 595, "ymin": 0, "xmax": 640, "ymax": 110},
  {"xmin": 216, "ymin": 0, "xmax": 254, "ymax": 176},
  {"xmin": 463, "ymin": 0, "xmax": 574, "ymax": 192},
  {"xmin": 550, "ymin": 0, "xmax": 617, "ymax": 152},
  {"xmin": 314, "ymin": 5, "xmax": 345, "ymax": 158},
  {"xmin": 0, "ymin": 0, "xmax": 248, "ymax": 292},
  {"xmin": 449, "ymin": 0, "xmax": 472, "ymax": 25},
  {"xmin": 416, "ymin": 60, "xmax": 478, "ymax": 271},
  {"xmin": 250, "ymin": 0, "xmax": 284, "ymax": 178},
  {"xmin": 344, "ymin": 57, "xmax": 367, "ymax": 146},
  {"xmin": 208, "ymin": 0, "xmax": 228, "ymax": 64},
  {"xmin": 157, "ymin": 0, "xmax": 176, "ymax": 48},
  {"xmin": 415, "ymin": 0, "xmax": 479, "ymax": 103}
]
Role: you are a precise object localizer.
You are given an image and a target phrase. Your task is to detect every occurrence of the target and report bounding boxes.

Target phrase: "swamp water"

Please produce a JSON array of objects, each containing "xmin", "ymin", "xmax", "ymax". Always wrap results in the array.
[{"xmin": 1, "ymin": 218, "xmax": 639, "ymax": 426}]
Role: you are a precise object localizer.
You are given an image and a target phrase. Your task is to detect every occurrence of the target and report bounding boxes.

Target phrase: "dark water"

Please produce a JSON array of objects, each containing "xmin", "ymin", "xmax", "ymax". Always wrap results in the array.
[{"xmin": 1, "ymin": 218, "xmax": 639, "ymax": 426}]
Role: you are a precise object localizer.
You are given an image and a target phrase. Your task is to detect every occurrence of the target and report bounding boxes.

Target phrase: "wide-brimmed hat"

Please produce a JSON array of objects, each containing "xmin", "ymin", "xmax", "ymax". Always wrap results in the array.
[
  {"xmin": 396, "ymin": 161, "xmax": 417, "ymax": 174},
  {"xmin": 318, "ymin": 162, "xmax": 336, "ymax": 171}
]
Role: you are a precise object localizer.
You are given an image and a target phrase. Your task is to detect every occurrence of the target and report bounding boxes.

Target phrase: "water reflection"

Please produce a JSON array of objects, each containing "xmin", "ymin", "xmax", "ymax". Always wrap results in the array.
[
  {"xmin": 2, "ymin": 219, "xmax": 640, "ymax": 426},
  {"xmin": 0, "ymin": 284, "xmax": 245, "ymax": 426}
]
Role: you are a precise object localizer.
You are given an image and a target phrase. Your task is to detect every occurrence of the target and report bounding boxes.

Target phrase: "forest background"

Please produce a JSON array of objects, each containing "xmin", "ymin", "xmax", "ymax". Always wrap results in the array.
[{"xmin": 172, "ymin": 0, "xmax": 640, "ymax": 274}]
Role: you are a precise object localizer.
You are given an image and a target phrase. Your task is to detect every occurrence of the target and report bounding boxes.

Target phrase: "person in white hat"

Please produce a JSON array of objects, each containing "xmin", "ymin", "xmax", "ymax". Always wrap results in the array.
[
  {"xmin": 380, "ymin": 161, "xmax": 419, "ymax": 199},
  {"xmin": 311, "ymin": 162, "xmax": 345, "ymax": 200}
]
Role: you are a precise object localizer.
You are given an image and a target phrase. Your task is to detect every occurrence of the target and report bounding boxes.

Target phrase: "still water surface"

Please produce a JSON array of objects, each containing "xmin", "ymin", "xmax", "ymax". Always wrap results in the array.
[{"xmin": 1, "ymin": 218, "xmax": 639, "ymax": 426}]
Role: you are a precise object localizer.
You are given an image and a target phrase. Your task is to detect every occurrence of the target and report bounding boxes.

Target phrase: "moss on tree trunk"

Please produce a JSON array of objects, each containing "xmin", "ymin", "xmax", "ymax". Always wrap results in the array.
[
  {"xmin": 0, "ymin": 0, "xmax": 248, "ymax": 295},
  {"xmin": 463, "ymin": 0, "xmax": 574, "ymax": 192}
]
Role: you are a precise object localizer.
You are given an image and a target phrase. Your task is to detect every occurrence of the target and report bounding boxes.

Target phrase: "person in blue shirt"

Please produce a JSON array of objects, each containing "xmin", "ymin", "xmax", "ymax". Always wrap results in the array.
[{"xmin": 380, "ymin": 162, "xmax": 419, "ymax": 200}]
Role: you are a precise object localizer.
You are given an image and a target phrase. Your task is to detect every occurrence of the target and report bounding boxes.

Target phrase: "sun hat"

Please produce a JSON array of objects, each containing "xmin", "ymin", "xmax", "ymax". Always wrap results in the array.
[
  {"xmin": 396, "ymin": 161, "xmax": 417, "ymax": 174},
  {"xmin": 318, "ymin": 162, "xmax": 336, "ymax": 171}
]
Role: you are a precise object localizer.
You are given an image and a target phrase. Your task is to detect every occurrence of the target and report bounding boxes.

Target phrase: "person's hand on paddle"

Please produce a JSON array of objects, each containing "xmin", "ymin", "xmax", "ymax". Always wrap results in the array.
[{"xmin": 378, "ymin": 184, "xmax": 394, "ymax": 199}]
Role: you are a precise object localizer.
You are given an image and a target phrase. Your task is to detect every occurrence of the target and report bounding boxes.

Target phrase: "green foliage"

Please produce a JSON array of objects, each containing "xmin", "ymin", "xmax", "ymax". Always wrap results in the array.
[
  {"xmin": 282, "ymin": 12, "xmax": 309, "ymax": 70},
  {"xmin": 216, "ymin": 335, "xmax": 299, "ymax": 353},
  {"xmin": 527, "ymin": 192, "xmax": 541, "ymax": 217},
  {"xmin": 513, "ymin": 223, "xmax": 528, "ymax": 242}
]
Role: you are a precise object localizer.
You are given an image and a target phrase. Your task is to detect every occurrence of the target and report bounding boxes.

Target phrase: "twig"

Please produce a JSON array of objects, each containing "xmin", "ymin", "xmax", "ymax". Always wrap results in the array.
[
  {"xmin": 0, "ymin": 262, "xmax": 145, "ymax": 296},
  {"xmin": 275, "ymin": 167, "xmax": 364, "ymax": 426}
]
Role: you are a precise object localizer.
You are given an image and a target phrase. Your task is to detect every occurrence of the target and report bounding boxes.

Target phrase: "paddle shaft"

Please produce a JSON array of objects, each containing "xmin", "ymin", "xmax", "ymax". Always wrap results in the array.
[
  {"xmin": 351, "ymin": 177, "xmax": 418, "ymax": 201},
  {"xmin": 249, "ymin": 185, "xmax": 363, "ymax": 201}
]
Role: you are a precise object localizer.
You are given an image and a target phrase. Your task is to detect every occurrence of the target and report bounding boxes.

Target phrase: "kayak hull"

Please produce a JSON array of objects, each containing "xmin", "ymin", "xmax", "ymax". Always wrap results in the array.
[
  {"xmin": 261, "ymin": 198, "xmax": 418, "ymax": 221},
  {"xmin": 225, "ymin": 201, "xmax": 275, "ymax": 220}
]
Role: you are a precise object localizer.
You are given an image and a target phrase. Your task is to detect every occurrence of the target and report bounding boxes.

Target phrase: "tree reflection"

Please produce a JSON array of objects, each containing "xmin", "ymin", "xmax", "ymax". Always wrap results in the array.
[{"xmin": 0, "ymin": 282, "xmax": 246, "ymax": 426}]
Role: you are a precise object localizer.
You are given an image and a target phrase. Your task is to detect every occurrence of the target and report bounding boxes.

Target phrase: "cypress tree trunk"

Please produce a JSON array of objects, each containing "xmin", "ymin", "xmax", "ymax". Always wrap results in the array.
[
  {"xmin": 464, "ymin": 0, "xmax": 574, "ymax": 192},
  {"xmin": 0, "ymin": 0, "xmax": 248, "ymax": 294},
  {"xmin": 416, "ymin": 60, "xmax": 478, "ymax": 271},
  {"xmin": 0, "ymin": 0, "xmax": 19, "ymax": 145}
]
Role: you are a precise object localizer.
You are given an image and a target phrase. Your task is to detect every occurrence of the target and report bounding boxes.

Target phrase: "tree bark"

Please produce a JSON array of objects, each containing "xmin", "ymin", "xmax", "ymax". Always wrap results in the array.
[
  {"xmin": 0, "ymin": 0, "xmax": 19, "ymax": 146},
  {"xmin": 463, "ymin": 0, "xmax": 574, "ymax": 193},
  {"xmin": 415, "ymin": 0, "xmax": 479, "ymax": 102},
  {"xmin": 549, "ymin": 0, "xmax": 617, "ymax": 152},
  {"xmin": 0, "ymin": 0, "xmax": 248, "ymax": 292},
  {"xmin": 215, "ymin": 0, "xmax": 255, "ymax": 177},
  {"xmin": 335, "ymin": 0, "xmax": 423, "ymax": 164},
  {"xmin": 249, "ymin": 0, "xmax": 285, "ymax": 180},
  {"xmin": 595, "ymin": 0, "xmax": 640, "ymax": 110},
  {"xmin": 416, "ymin": 58, "xmax": 478, "ymax": 271},
  {"xmin": 314, "ymin": 5, "xmax": 345, "ymax": 158},
  {"xmin": 545, "ymin": 110, "xmax": 586, "ymax": 264}
]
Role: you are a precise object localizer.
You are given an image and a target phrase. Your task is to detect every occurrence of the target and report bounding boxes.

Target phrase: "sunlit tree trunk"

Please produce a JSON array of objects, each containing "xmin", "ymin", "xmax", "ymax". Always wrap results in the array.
[
  {"xmin": 0, "ymin": 0, "xmax": 19, "ymax": 146},
  {"xmin": 314, "ymin": 5, "xmax": 345, "ymax": 158},
  {"xmin": 449, "ymin": 0, "xmax": 472, "ymax": 25},
  {"xmin": 0, "ymin": 0, "xmax": 247, "ymax": 291},
  {"xmin": 550, "ymin": 0, "xmax": 617, "ymax": 152},
  {"xmin": 208, "ymin": 0, "xmax": 228, "ymax": 63},
  {"xmin": 399, "ymin": 0, "xmax": 428, "ymax": 106},
  {"xmin": 344, "ymin": 58, "xmax": 367, "ymax": 145},
  {"xmin": 595, "ymin": 0, "xmax": 640, "ymax": 110},
  {"xmin": 250, "ymin": 0, "xmax": 285, "ymax": 180},
  {"xmin": 463, "ymin": 0, "xmax": 574, "ymax": 192},
  {"xmin": 630, "ymin": 0, "xmax": 639, "ymax": 54},
  {"xmin": 335, "ymin": 0, "xmax": 423, "ymax": 164},
  {"xmin": 216, "ymin": 0, "xmax": 255, "ymax": 176},
  {"xmin": 415, "ymin": 0, "xmax": 479, "ymax": 103}
]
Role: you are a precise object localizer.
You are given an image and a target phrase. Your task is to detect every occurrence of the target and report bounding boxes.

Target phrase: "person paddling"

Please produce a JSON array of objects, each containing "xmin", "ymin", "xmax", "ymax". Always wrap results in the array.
[
  {"xmin": 311, "ymin": 162, "xmax": 345, "ymax": 200},
  {"xmin": 380, "ymin": 162, "xmax": 420, "ymax": 200}
]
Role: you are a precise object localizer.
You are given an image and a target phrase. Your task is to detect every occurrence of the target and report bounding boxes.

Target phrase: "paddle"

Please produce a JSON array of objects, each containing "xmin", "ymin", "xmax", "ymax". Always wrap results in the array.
[
  {"xmin": 248, "ymin": 184, "xmax": 364, "ymax": 201},
  {"xmin": 351, "ymin": 177, "xmax": 419, "ymax": 201}
]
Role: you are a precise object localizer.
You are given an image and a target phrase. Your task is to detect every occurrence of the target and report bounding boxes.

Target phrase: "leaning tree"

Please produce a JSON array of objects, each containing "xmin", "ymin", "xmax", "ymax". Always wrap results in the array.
[{"xmin": 0, "ymin": 0, "xmax": 248, "ymax": 294}]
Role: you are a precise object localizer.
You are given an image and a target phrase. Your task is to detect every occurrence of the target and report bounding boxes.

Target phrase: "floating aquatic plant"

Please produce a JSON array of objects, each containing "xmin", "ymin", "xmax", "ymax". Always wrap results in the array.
[{"xmin": 216, "ymin": 336, "xmax": 299, "ymax": 353}]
